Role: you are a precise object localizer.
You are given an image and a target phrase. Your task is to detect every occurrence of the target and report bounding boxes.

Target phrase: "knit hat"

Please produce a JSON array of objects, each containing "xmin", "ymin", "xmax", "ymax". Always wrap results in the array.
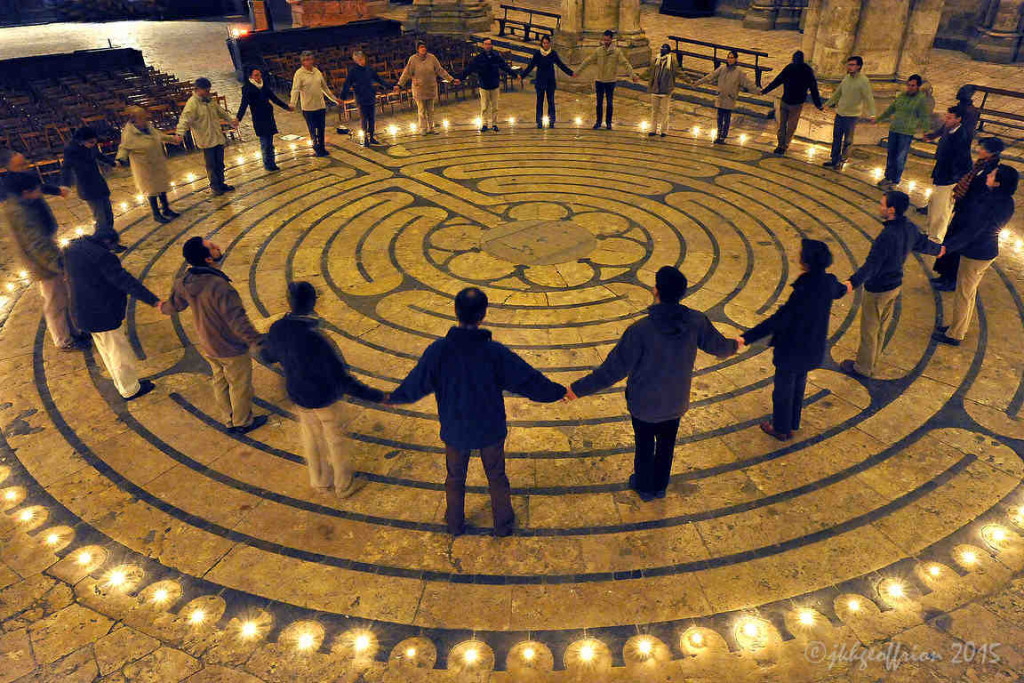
[{"xmin": 800, "ymin": 239, "xmax": 833, "ymax": 273}]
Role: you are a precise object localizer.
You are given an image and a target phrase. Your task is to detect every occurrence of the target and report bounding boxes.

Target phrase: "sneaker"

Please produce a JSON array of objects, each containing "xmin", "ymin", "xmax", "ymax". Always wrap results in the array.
[
  {"xmin": 931, "ymin": 331, "xmax": 961, "ymax": 346},
  {"xmin": 839, "ymin": 359, "xmax": 867, "ymax": 378},
  {"xmin": 335, "ymin": 478, "xmax": 367, "ymax": 499},
  {"xmin": 161, "ymin": 207, "xmax": 181, "ymax": 218},
  {"xmin": 221, "ymin": 184, "xmax": 236, "ymax": 192},
  {"xmin": 229, "ymin": 414, "xmax": 268, "ymax": 435},
  {"xmin": 492, "ymin": 125, "xmax": 499, "ymax": 132},
  {"xmin": 125, "ymin": 379, "xmax": 156, "ymax": 401},
  {"xmin": 759, "ymin": 421, "xmax": 792, "ymax": 441}
]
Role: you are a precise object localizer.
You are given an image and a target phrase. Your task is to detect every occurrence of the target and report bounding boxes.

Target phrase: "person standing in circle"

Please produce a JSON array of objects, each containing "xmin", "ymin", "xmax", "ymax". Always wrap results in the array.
[
  {"xmin": 341, "ymin": 51, "xmax": 391, "ymax": 147},
  {"xmin": 573, "ymin": 30, "xmax": 639, "ymax": 130},
  {"xmin": 395, "ymin": 41, "xmax": 459, "ymax": 135},
  {"xmin": 460, "ymin": 38, "xmax": 518, "ymax": 133},
  {"xmin": 116, "ymin": 106, "xmax": 184, "ymax": 224},
  {"xmin": 520, "ymin": 34, "xmax": 573, "ymax": 129},
  {"xmin": 60, "ymin": 126, "xmax": 123, "ymax": 251},
  {"xmin": 238, "ymin": 66, "xmax": 292, "ymax": 171},
  {"xmin": 290, "ymin": 51, "xmax": 338, "ymax": 157},
  {"xmin": 176, "ymin": 77, "xmax": 240, "ymax": 196},
  {"xmin": 647, "ymin": 44, "xmax": 678, "ymax": 138},
  {"xmin": 760, "ymin": 50, "xmax": 822, "ymax": 156},
  {"xmin": 822, "ymin": 55, "xmax": 876, "ymax": 169},
  {"xmin": 695, "ymin": 50, "xmax": 756, "ymax": 144}
]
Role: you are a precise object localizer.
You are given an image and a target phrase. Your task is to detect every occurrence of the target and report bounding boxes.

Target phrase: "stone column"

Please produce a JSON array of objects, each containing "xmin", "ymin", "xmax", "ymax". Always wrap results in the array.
[
  {"xmin": 808, "ymin": 0, "xmax": 863, "ymax": 79},
  {"xmin": 801, "ymin": 0, "xmax": 822, "ymax": 57},
  {"xmin": 405, "ymin": 0, "xmax": 492, "ymax": 35},
  {"xmin": 743, "ymin": 0, "xmax": 778, "ymax": 30},
  {"xmin": 557, "ymin": 0, "xmax": 650, "ymax": 67},
  {"xmin": 896, "ymin": 0, "xmax": 944, "ymax": 77},
  {"xmin": 969, "ymin": 0, "xmax": 1024, "ymax": 63}
]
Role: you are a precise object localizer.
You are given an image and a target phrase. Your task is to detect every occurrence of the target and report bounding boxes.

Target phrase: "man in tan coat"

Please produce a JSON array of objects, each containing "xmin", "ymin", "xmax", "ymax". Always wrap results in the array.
[
  {"xmin": 161, "ymin": 236, "xmax": 266, "ymax": 434},
  {"xmin": 176, "ymin": 78, "xmax": 239, "ymax": 196},
  {"xmin": 695, "ymin": 50, "xmax": 755, "ymax": 144},
  {"xmin": 395, "ymin": 41, "xmax": 460, "ymax": 134},
  {"xmin": 573, "ymin": 30, "xmax": 639, "ymax": 130},
  {"xmin": 117, "ymin": 106, "xmax": 183, "ymax": 224}
]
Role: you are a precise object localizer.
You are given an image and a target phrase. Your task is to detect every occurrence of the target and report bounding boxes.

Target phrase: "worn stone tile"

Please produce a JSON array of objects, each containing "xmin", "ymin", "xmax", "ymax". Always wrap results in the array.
[
  {"xmin": 94, "ymin": 627, "xmax": 162, "ymax": 676},
  {"xmin": 122, "ymin": 647, "xmax": 201, "ymax": 683},
  {"xmin": 28, "ymin": 604, "xmax": 114, "ymax": 666}
]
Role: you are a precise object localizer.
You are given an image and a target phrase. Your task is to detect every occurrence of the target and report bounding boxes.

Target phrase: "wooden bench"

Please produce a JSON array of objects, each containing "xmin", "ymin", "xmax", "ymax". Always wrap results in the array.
[
  {"xmin": 667, "ymin": 35, "xmax": 772, "ymax": 87},
  {"xmin": 496, "ymin": 5, "xmax": 561, "ymax": 42},
  {"xmin": 974, "ymin": 85, "xmax": 1024, "ymax": 141}
]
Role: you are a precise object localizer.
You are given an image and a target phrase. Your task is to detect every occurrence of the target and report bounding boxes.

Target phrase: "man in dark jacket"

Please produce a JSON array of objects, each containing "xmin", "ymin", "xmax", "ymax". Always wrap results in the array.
[
  {"xmin": 932, "ymin": 136, "xmax": 1003, "ymax": 291},
  {"xmin": 566, "ymin": 267, "xmax": 739, "ymax": 501},
  {"xmin": 922, "ymin": 106, "xmax": 973, "ymax": 242},
  {"xmin": 341, "ymin": 51, "xmax": 391, "ymax": 146},
  {"xmin": 161, "ymin": 237, "xmax": 265, "ymax": 433},
  {"xmin": 60, "ymin": 127, "xmax": 123, "ymax": 251},
  {"xmin": 237, "ymin": 66, "xmax": 292, "ymax": 171},
  {"xmin": 761, "ymin": 50, "xmax": 823, "ymax": 155},
  {"xmin": 461, "ymin": 39, "xmax": 518, "ymax": 132},
  {"xmin": 1, "ymin": 149, "xmax": 70, "ymax": 201},
  {"xmin": 388, "ymin": 287, "xmax": 565, "ymax": 537},
  {"xmin": 742, "ymin": 240, "xmax": 846, "ymax": 440},
  {"xmin": 262, "ymin": 282, "xmax": 386, "ymax": 497},
  {"xmin": 520, "ymin": 35, "xmax": 573, "ymax": 128},
  {"xmin": 840, "ymin": 191, "xmax": 944, "ymax": 378},
  {"xmin": 64, "ymin": 232, "xmax": 160, "ymax": 400}
]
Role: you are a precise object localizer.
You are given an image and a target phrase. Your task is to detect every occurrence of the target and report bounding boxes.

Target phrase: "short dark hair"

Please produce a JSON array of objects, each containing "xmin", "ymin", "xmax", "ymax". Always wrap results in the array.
[
  {"xmin": 847, "ymin": 55, "xmax": 863, "ymax": 67},
  {"xmin": 800, "ymin": 238, "xmax": 833, "ymax": 273},
  {"xmin": 603, "ymin": 29, "xmax": 614, "ymax": 37},
  {"xmin": 956, "ymin": 84, "xmax": 975, "ymax": 102},
  {"xmin": 72, "ymin": 126, "xmax": 98, "ymax": 142},
  {"xmin": 883, "ymin": 190, "xmax": 910, "ymax": 217},
  {"xmin": 979, "ymin": 137, "xmax": 1005, "ymax": 155},
  {"xmin": 288, "ymin": 281, "xmax": 317, "ymax": 314},
  {"xmin": 416, "ymin": 40, "xmax": 427, "ymax": 49},
  {"xmin": 792, "ymin": 50, "xmax": 804, "ymax": 64},
  {"xmin": 6, "ymin": 172, "xmax": 40, "ymax": 195},
  {"xmin": 194, "ymin": 77, "xmax": 212, "ymax": 90},
  {"xmin": 947, "ymin": 105, "xmax": 963, "ymax": 117},
  {"xmin": 727, "ymin": 50, "xmax": 739, "ymax": 59},
  {"xmin": 907, "ymin": 74, "xmax": 922, "ymax": 85},
  {"xmin": 992, "ymin": 164, "xmax": 1019, "ymax": 196},
  {"xmin": 454, "ymin": 287, "xmax": 488, "ymax": 325},
  {"xmin": 655, "ymin": 266, "xmax": 688, "ymax": 303},
  {"xmin": 182, "ymin": 236, "xmax": 211, "ymax": 267}
]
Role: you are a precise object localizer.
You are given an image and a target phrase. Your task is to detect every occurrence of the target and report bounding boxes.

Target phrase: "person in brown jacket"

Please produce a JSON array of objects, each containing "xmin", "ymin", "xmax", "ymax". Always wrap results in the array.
[
  {"xmin": 394, "ymin": 41, "xmax": 460, "ymax": 134},
  {"xmin": 161, "ymin": 236, "xmax": 266, "ymax": 434}
]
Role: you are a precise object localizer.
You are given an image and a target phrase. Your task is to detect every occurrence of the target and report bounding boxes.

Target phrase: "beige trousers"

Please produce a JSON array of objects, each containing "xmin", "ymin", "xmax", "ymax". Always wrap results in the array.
[
  {"xmin": 927, "ymin": 184, "xmax": 956, "ymax": 241},
  {"xmin": 202, "ymin": 352, "xmax": 253, "ymax": 428},
  {"xmin": 777, "ymin": 102, "xmax": 803, "ymax": 151},
  {"xmin": 855, "ymin": 288, "xmax": 901, "ymax": 377},
  {"xmin": 298, "ymin": 401, "xmax": 354, "ymax": 491},
  {"xmin": 479, "ymin": 87, "xmax": 499, "ymax": 126},
  {"xmin": 949, "ymin": 256, "xmax": 993, "ymax": 340},
  {"xmin": 651, "ymin": 94, "xmax": 671, "ymax": 133},
  {"xmin": 38, "ymin": 276, "xmax": 75, "ymax": 347},
  {"xmin": 415, "ymin": 98, "xmax": 435, "ymax": 131},
  {"xmin": 92, "ymin": 326, "xmax": 140, "ymax": 398}
]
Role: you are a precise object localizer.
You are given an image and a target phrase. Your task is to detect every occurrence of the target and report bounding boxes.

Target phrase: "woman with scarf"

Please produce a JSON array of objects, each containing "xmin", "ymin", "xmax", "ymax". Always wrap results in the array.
[
  {"xmin": 238, "ymin": 66, "xmax": 292, "ymax": 172},
  {"xmin": 695, "ymin": 50, "xmax": 756, "ymax": 144},
  {"xmin": 520, "ymin": 35, "xmax": 573, "ymax": 129},
  {"xmin": 116, "ymin": 106, "xmax": 183, "ymax": 224}
]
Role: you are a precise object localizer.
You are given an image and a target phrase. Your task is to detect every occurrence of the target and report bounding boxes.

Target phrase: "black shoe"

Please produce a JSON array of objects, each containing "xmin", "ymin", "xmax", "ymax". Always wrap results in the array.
[
  {"xmin": 822, "ymin": 161, "xmax": 838, "ymax": 169},
  {"xmin": 760, "ymin": 421, "xmax": 793, "ymax": 441},
  {"xmin": 713, "ymin": 138, "xmax": 726, "ymax": 145},
  {"xmin": 932, "ymin": 331, "xmax": 961, "ymax": 346},
  {"xmin": 492, "ymin": 125, "xmax": 499, "ymax": 132},
  {"xmin": 109, "ymin": 242, "xmax": 128, "ymax": 254},
  {"xmin": 549, "ymin": 122, "xmax": 555, "ymax": 128},
  {"xmin": 210, "ymin": 189, "xmax": 225, "ymax": 197},
  {"xmin": 126, "ymin": 379, "xmax": 156, "ymax": 401},
  {"xmin": 627, "ymin": 474, "xmax": 657, "ymax": 502},
  {"xmin": 592, "ymin": 122, "xmax": 602, "ymax": 129},
  {"xmin": 368, "ymin": 138, "xmax": 381, "ymax": 146},
  {"xmin": 659, "ymin": 132, "xmax": 666, "ymax": 137},
  {"xmin": 449, "ymin": 524, "xmax": 466, "ymax": 538},
  {"xmin": 647, "ymin": 131, "xmax": 657, "ymax": 137},
  {"xmin": 493, "ymin": 516, "xmax": 515, "ymax": 538},
  {"xmin": 932, "ymin": 281, "xmax": 955, "ymax": 292},
  {"xmin": 264, "ymin": 165, "xmax": 280, "ymax": 172},
  {"xmin": 221, "ymin": 184, "xmax": 235, "ymax": 192},
  {"xmin": 161, "ymin": 207, "xmax": 181, "ymax": 218},
  {"xmin": 480, "ymin": 126, "xmax": 489, "ymax": 133},
  {"xmin": 152, "ymin": 212, "xmax": 171, "ymax": 224},
  {"xmin": 839, "ymin": 359, "xmax": 867, "ymax": 378},
  {"xmin": 229, "ymin": 414, "xmax": 268, "ymax": 435},
  {"xmin": 935, "ymin": 324, "xmax": 949, "ymax": 333},
  {"xmin": 314, "ymin": 149, "xmax": 330, "ymax": 157},
  {"xmin": 605, "ymin": 124, "xmax": 612, "ymax": 130},
  {"xmin": 772, "ymin": 147, "xmax": 785, "ymax": 155}
]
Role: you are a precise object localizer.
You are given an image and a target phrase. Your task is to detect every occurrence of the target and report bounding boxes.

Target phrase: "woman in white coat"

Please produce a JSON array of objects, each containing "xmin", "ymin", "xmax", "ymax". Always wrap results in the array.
[{"xmin": 116, "ymin": 106, "xmax": 183, "ymax": 223}]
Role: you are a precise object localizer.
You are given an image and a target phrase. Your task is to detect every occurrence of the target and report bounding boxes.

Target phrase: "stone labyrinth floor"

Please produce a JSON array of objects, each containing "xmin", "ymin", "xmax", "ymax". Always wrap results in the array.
[{"xmin": 2, "ymin": 127, "xmax": 1024, "ymax": 679}]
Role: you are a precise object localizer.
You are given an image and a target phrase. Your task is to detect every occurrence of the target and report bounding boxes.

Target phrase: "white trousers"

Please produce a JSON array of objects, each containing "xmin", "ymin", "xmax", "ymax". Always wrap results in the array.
[
  {"xmin": 651, "ymin": 94, "xmax": 671, "ymax": 133},
  {"xmin": 927, "ymin": 184, "xmax": 956, "ymax": 242},
  {"xmin": 92, "ymin": 326, "xmax": 140, "ymax": 398}
]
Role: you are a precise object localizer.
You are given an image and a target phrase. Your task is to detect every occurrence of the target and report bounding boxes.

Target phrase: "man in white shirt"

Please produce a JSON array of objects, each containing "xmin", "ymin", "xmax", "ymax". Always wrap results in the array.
[
  {"xmin": 176, "ymin": 77, "xmax": 239, "ymax": 196},
  {"xmin": 290, "ymin": 51, "xmax": 338, "ymax": 157}
]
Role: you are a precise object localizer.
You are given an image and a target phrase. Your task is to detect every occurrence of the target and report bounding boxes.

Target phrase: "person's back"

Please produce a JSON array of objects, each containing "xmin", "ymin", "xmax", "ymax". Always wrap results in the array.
[
  {"xmin": 166, "ymin": 266, "xmax": 257, "ymax": 358},
  {"xmin": 61, "ymin": 139, "xmax": 109, "ymax": 199},
  {"xmin": 64, "ymin": 235, "xmax": 122, "ymax": 332}
]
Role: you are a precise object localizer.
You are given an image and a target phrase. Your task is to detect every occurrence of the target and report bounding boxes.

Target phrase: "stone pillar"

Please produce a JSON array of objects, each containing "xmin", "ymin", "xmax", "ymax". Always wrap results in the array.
[
  {"xmin": 896, "ymin": 0, "xmax": 944, "ymax": 77},
  {"xmin": 801, "ymin": 0, "xmax": 822, "ymax": 57},
  {"xmin": 743, "ymin": 0, "xmax": 778, "ymax": 30},
  {"xmin": 808, "ymin": 0, "xmax": 863, "ymax": 79},
  {"xmin": 969, "ymin": 0, "xmax": 1024, "ymax": 63},
  {"xmin": 406, "ymin": 0, "xmax": 492, "ymax": 35},
  {"xmin": 557, "ymin": 0, "xmax": 650, "ymax": 67}
]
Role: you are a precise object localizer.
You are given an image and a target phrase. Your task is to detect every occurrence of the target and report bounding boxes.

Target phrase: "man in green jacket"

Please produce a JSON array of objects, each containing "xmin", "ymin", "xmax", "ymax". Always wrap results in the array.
[
  {"xmin": 574, "ymin": 30, "xmax": 639, "ymax": 130},
  {"xmin": 823, "ymin": 56, "xmax": 876, "ymax": 169},
  {"xmin": 877, "ymin": 74, "xmax": 931, "ymax": 189}
]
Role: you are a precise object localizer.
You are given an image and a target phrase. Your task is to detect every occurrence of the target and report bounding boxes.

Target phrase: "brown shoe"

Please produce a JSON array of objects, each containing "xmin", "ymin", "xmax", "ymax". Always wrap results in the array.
[{"xmin": 760, "ymin": 421, "xmax": 792, "ymax": 441}]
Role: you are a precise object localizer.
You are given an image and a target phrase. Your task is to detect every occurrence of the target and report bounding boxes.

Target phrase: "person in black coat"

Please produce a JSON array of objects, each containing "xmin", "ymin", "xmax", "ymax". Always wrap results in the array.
[
  {"xmin": 921, "ymin": 106, "xmax": 973, "ymax": 242},
  {"xmin": 262, "ymin": 282, "xmax": 387, "ymax": 497},
  {"xmin": 60, "ymin": 127, "xmax": 123, "ymax": 251},
  {"xmin": 388, "ymin": 287, "xmax": 565, "ymax": 537},
  {"xmin": 340, "ymin": 51, "xmax": 391, "ymax": 147},
  {"xmin": 741, "ymin": 240, "xmax": 847, "ymax": 441},
  {"xmin": 933, "ymin": 164, "xmax": 1018, "ymax": 346},
  {"xmin": 520, "ymin": 35, "xmax": 573, "ymax": 128},
  {"xmin": 460, "ymin": 39, "xmax": 518, "ymax": 132},
  {"xmin": 760, "ymin": 50, "xmax": 823, "ymax": 155},
  {"xmin": 237, "ymin": 67, "xmax": 292, "ymax": 172},
  {"xmin": 64, "ymin": 233, "xmax": 160, "ymax": 400}
]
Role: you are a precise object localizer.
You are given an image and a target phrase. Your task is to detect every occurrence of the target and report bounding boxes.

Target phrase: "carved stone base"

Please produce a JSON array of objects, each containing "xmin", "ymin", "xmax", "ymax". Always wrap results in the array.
[
  {"xmin": 556, "ymin": 32, "xmax": 651, "ymax": 69},
  {"xmin": 968, "ymin": 28, "xmax": 1024, "ymax": 63},
  {"xmin": 405, "ymin": 1, "xmax": 492, "ymax": 35},
  {"xmin": 743, "ymin": 4, "xmax": 777, "ymax": 30}
]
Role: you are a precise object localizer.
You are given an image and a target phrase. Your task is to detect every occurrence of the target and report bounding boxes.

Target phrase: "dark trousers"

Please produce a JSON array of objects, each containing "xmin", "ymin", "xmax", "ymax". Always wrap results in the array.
[
  {"xmin": 934, "ymin": 249, "xmax": 960, "ymax": 282},
  {"xmin": 885, "ymin": 132, "xmax": 913, "ymax": 183},
  {"xmin": 303, "ymin": 108, "xmax": 327, "ymax": 152},
  {"xmin": 87, "ymin": 197, "xmax": 116, "ymax": 242},
  {"xmin": 202, "ymin": 145, "xmax": 226, "ymax": 191},
  {"xmin": 444, "ymin": 442, "xmax": 514, "ymax": 534},
  {"xmin": 631, "ymin": 416, "xmax": 681, "ymax": 494},
  {"xmin": 258, "ymin": 134, "xmax": 276, "ymax": 169},
  {"xmin": 772, "ymin": 368, "xmax": 808, "ymax": 435},
  {"xmin": 536, "ymin": 85, "xmax": 556, "ymax": 124},
  {"xmin": 716, "ymin": 108, "xmax": 733, "ymax": 140},
  {"xmin": 595, "ymin": 81, "xmax": 615, "ymax": 126},
  {"xmin": 830, "ymin": 115, "xmax": 858, "ymax": 164},
  {"xmin": 358, "ymin": 102, "xmax": 376, "ymax": 141}
]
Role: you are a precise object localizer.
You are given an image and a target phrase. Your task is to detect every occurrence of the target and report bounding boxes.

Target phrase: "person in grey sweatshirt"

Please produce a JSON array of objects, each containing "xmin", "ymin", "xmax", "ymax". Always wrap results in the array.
[
  {"xmin": 647, "ymin": 44, "xmax": 678, "ymax": 137},
  {"xmin": 695, "ymin": 50, "xmax": 755, "ymax": 144},
  {"xmin": 565, "ymin": 267, "xmax": 739, "ymax": 501}
]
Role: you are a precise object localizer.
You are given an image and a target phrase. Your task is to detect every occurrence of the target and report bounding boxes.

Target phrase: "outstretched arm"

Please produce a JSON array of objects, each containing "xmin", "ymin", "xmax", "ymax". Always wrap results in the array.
[
  {"xmin": 571, "ymin": 327, "xmax": 639, "ymax": 399},
  {"xmin": 500, "ymin": 349, "xmax": 565, "ymax": 402},
  {"xmin": 388, "ymin": 346, "xmax": 438, "ymax": 404}
]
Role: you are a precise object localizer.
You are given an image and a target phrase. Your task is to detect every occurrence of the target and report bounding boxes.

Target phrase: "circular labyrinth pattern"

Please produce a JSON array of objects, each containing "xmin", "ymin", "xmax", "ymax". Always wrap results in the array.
[{"xmin": 3, "ymin": 129, "xmax": 1024, "ymax": 665}]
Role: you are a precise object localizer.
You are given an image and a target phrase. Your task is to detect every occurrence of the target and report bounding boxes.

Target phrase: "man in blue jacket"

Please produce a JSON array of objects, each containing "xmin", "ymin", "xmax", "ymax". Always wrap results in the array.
[
  {"xmin": 566, "ymin": 267, "xmax": 739, "ymax": 501},
  {"xmin": 840, "ymin": 191, "xmax": 944, "ymax": 378},
  {"xmin": 388, "ymin": 287, "xmax": 565, "ymax": 537},
  {"xmin": 461, "ymin": 39, "xmax": 518, "ymax": 133},
  {"xmin": 341, "ymin": 51, "xmax": 391, "ymax": 147},
  {"xmin": 60, "ymin": 127, "xmax": 124, "ymax": 252},
  {"xmin": 922, "ymin": 106, "xmax": 973, "ymax": 241}
]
